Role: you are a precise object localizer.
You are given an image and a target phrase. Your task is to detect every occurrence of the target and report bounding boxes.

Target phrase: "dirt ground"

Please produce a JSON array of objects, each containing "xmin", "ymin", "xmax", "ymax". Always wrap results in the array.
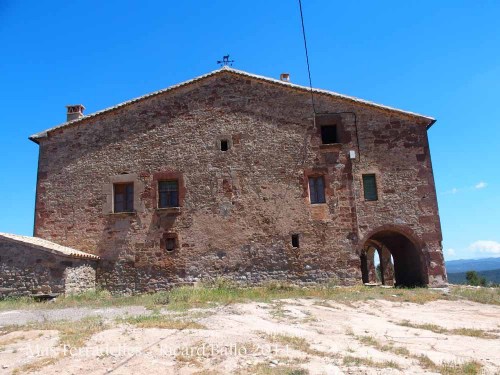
[{"xmin": 0, "ymin": 297, "xmax": 499, "ymax": 374}]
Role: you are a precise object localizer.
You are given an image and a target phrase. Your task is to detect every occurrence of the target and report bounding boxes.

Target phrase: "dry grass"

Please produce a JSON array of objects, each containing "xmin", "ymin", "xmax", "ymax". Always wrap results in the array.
[
  {"xmin": 449, "ymin": 285, "xmax": 500, "ymax": 305},
  {"xmin": 356, "ymin": 335, "xmax": 410, "ymax": 357},
  {"xmin": 269, "ymin": 302, "xmax": 287, "ymax": 320},
  {"xmin": 3, "ymin": 316, "xmax": 107, "ymax": 349},
  {"xmin": 0, "ymin": 333, "xmax": 26, "ymax": 346},
  {"xmin": 0, "ymin": 290, "xmax": 161, "ymax": 311},
  {"xmin": 12, "ymin": 356, "xmax": 61, "ymax": 375},
  {"xmin": 356, "ymin": 334, "xmax": 482, "ymax": 373},
  {"xmin": 118, "ymin": 313, "xmax": 206, "ymax": 329},
  {"xmin": 7, "ymin": 318, "xmax": 107, "ymax": 374},
  {"xmin": 342, "ymin": 355, "xmax": 401, "ymax": 369},
  {"xmin": 312, "ymin": 300, "xmax": 340, "ymax": 309},
  {"xmin": 415, "ymin": 354, "xmax": 482, "ymax": 375},
  {"xmin": 192, "ymin": 370, "xmax": 221, "ymax": 375},
  {"xmin": 175, "ymin": 353, "xmax": 202, "ymax": 367},
  {"xmin": 397, "ymin": 320, "xmax": 497, "ymax": 339},
  {"xmin": 0, "ymin": 284, "xmax": 449, "ymax": 312},
  {"xmin": 238, "ymin": 363, "xmax": 308, "ymax": 375},
  {"xmin": 261, "ymin": 333, "xmax": 330, "ymax": 357},
  {"xmin": 1, "ymin": 283, "xmax": 498, "ymax": 313}
]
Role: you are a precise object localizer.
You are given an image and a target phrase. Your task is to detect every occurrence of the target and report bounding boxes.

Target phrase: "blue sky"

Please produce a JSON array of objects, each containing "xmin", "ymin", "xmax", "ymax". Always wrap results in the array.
[{"xmin": 0, "ymin": 0, "xmax": 498, "ymax": 261}]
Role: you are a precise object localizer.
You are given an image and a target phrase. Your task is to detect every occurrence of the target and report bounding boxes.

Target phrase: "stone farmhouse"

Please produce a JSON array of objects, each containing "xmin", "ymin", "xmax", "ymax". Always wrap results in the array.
[{"xmin": 0, "ymin": 67, "xmax": 447, "ymax": 296}]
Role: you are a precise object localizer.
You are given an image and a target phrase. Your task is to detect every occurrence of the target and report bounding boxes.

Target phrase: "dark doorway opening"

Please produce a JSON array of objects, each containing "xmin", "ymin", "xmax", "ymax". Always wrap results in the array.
[{"xmin": 360, "ymin": 230, "xmax": 426, "ymax": 287}]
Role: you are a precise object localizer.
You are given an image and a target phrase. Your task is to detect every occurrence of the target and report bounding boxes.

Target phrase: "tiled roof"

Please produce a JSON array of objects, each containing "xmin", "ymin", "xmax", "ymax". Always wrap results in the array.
[
  {"xmin": 0, "ymin": 232, "xmax": 100, "ymax": 260},
  {"xmin": 29, "ymin": 66, "xmax": 435, "ymax": 142}
]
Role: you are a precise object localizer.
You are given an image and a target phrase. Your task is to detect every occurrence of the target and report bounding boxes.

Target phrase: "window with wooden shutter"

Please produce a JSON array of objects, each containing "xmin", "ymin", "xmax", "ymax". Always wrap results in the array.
[
  {"xmin": 158, "ymin": 180, "xmax": 179, "ymax": 208},
  {"xmin": 308, "ymin": 176, "xmax": 326, "ymax": 204},
  {"xmin": 362, "ymin": 174, "xmax": 378, "ymax": 201},
  {"xmin": 114, "ymin": 183, "xmax": 134, "ymax": 212}
]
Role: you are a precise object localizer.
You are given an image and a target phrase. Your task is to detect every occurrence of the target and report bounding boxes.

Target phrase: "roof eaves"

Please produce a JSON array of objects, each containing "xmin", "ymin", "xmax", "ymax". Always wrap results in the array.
[{"xmin": 0, "ymin": 233, "xmax": 100, "ymax": 260}]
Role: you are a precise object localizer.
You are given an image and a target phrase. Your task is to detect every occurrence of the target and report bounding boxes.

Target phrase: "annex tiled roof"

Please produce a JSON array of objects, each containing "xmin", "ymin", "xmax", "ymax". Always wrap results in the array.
[
  {"xmin": 29, "ymin": 66, "xmax": 435, "ymax": 142},
  {"xmin": 0, "ymin": 232, "xmax": 100, "ymax": 260}
]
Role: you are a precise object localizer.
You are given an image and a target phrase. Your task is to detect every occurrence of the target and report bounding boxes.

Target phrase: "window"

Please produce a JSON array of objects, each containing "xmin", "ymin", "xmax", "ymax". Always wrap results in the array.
[
  {"xmin": 221, "ymin": 139, "xmax": 229, "ymax": 151},
  {"xmin": 165, "ymin": 237, "xmax": 176, "ymax": 251},
  {"xmin": 162, "ymin": 233, "xmax": 177, "ymax": 252},
  {"xmin": 291, "ymin": 234, "xmax": 300, "ymax": 248},
  {"xmin": 308, "ymin": 176, "xmax": 326, "ymax": 204},
  {"xmin": 363, "ymin": 174, "xmax": 378, "ymax": 201},
  {"xmin": 114, "ymin": 183, "xmax": 134, "ymax": 212},
  {"xmin": 158, "ymin": 180, "xmax": 179, "ymax": 208},
  {"xmin": 321, "ymin": 125, "xmax": 338, "ymax": 144}
]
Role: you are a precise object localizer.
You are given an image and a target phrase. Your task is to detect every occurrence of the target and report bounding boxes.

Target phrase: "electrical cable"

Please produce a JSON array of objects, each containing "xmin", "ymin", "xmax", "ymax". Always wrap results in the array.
[{"xmin": 298, "ymin": 0, "xmax": 316, "ymax": 115}]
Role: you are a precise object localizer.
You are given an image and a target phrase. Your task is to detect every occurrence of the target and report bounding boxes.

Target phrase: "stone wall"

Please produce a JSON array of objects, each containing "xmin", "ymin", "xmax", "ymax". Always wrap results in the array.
[
  {"xmin": 0, "ymin": 239, "xmax": 97, "ymax": 297},
  {"xmin": 33, "ymin": 70, "xmax": 446, "ymax": 292},
  {"xmin": 64, "ymin": 263, "xmax": 97, "ymax": 294}
]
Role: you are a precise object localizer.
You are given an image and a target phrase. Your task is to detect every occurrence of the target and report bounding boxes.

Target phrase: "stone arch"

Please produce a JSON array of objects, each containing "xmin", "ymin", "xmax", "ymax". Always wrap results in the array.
[
  {"xmin": 360, "ymin": 241, "xmax": 395, "ymax": 286},
  {"xmin": 359, "ymin": 225, "xmax": 428, "ymax": 287}
]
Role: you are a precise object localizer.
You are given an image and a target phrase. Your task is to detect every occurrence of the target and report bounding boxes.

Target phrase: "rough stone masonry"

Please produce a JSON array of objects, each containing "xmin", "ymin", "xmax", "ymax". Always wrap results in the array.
[
  {"xmin": 0, "ymin": 233, "xmax": 99, "ymax": 296},
  {"xmin": 25, "ymin": 67, "xmax": 447, "ymax": 294}
]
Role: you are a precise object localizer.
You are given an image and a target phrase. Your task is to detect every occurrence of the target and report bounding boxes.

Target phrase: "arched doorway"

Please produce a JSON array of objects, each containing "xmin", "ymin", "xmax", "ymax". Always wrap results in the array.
[
  {"xmin": 360, "ymin": 244, "xmax": 394, "ymax": 286},
  {"xmin": 360, "ymin": 229, "xmax": 427, "ymax": 287}
]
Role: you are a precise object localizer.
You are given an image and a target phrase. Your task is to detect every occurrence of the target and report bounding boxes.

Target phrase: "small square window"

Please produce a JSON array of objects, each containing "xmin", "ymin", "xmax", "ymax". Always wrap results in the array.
[
  {"xmin": 321, "ymin": 125, "xmax": 338, "ymax": 144},
  {"xmin": 308, "ymin": 176, "xmax": 326, "ymax": 204},
  {"xmin": 165, "ymin": 238, "xmax": 176, "ymax": 251},
  {"xmin": 162, "ymin": 234, "xmax": 177, "ymax": 252},
  {"xmin": 221, "ymin": 139, "xmax": 229, "ymax": 151},
  {"xmin": 363, "ymin": 174, "xmax": 378, "ymax": 201},
  {"xmin": 158, "ymin": 180, "xmax": 179, "ymax": 208},
  {"xmin": 114, "ymin": 183, "xmax": 134, "ymax": 212},
  {"xmin": 291, "ymin": 234, "xmax": 300, "ymax": 248}
]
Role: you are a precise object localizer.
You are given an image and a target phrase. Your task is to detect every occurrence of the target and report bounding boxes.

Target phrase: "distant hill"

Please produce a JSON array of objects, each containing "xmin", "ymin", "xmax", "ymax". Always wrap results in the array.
[
  {"xmin": 447, "ymin": 269, "xmax": 500, "ymax": 285},
  {"xmin": 445, "ymin": 257, "xmax": 500, "ymax": 273}
]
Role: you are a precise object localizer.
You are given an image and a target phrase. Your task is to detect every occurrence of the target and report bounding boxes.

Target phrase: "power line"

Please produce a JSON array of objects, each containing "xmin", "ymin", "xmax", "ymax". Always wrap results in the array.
[{"xmin": 298, "ymin": 0, "xmax": 316, "ymax": 115}]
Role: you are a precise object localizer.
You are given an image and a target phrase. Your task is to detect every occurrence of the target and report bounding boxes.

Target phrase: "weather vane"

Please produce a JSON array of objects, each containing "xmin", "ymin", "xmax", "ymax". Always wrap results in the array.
[{"xmin": 217, "ymin": 54, "xmax": 235, "ymax": 67}]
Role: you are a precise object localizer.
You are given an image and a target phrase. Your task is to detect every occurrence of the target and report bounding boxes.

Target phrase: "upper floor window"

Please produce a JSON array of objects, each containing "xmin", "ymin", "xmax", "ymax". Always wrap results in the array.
[
  {"xmin": 363, "ymin": 174, "xmax": 378, "ymax": 201},
  {"xmin": 158, "ymin": 180, "xmax": 179, "ymax": 208},
  {"xmin": 321, "ymin": 125, "xmax": 338, "ymax": 144},
  {"xmin": 114, "ymin": 183, "xmax": 134, "ymax": 212},
  {"xmin": 220, "ymin": 139, "xmax": 229, "ymax": 151},
  {"xmin": 309, "ymin": 176, "xmax": 326, "ymax": 204}
]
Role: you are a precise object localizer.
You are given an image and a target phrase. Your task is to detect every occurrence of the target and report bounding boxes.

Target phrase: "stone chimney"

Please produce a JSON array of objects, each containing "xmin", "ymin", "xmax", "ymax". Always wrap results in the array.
[
  {"xmin": 280, "ymin": 73, "xmax": 290, "ymax": 82},
  {"xmin": 66, "ymin": 104, "xmax": 85, "ymax": 122}
]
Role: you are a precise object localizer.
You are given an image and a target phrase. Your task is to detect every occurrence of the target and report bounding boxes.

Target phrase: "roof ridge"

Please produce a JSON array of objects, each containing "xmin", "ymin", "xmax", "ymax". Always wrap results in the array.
[{"xmin": 29, "ymin": 67, "xmax": 435, "ymax": 142}]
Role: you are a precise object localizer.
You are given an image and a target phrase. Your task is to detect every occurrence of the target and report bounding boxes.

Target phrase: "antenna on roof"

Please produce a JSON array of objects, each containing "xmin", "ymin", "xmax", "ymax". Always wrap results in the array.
[{"xmin": 217, "ymin": 54, "xmax": 235, "ymax": 67}]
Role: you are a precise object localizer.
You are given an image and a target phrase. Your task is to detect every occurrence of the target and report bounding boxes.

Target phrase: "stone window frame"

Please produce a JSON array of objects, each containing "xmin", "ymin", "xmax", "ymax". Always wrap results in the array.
[
  {"xmin": 113, "ymin": 182, "xmax": 134, "ymax": 213},
  {"xmin": 302, "ymin": 168, "xmax": 332, "ymax": 205},
  {"xmin": 315, "ymin": 114, "xmax": 344, "ymax": 147},
  {"xmin": 161, "ymin": 232, "xmax": 179, "ymax": 252},
  {"xmin": 158, "ymin": 180, "xmax": 180, "ymax": 209},
  {"xmin": 103, "ymin": 173, "xmax": 145, "ymax": 215},
  {"xmin": 152, "ymin": 171, "xmax": 185, "ymax": 212},
  {"xmin": 359, "ymin": 170, "xmax": 382, "ymax": 202},
  {"xmin": 308, "ymin": 176, "xmax": 326, "ymax": 204}
]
